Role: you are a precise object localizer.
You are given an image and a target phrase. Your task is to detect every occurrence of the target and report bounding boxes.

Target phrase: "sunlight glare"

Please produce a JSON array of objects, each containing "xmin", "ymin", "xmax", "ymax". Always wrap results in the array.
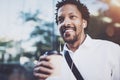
[{"xmin": 111, "ymin": 0, "xmax": 120, "ymax": 7}]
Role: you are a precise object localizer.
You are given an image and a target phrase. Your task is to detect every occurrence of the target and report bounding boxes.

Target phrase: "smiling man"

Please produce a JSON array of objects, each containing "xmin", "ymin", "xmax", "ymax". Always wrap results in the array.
[
  {"xmin": 34, "ymin": 0, "xmax": 120, "ymax": 80},
  {"xmin": 57, "ymin": 2, "xmax": 87, "ymax": 52}
]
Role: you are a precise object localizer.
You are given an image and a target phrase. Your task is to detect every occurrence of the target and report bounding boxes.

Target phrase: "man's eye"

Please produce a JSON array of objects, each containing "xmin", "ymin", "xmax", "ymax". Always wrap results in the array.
[
  {"xmin": 70, "ymin": 15, "xmax": 76, "ymax": 19},
  {"xmin": 58, "ymin": 17, "xmax": 64, "ymax": 23}
]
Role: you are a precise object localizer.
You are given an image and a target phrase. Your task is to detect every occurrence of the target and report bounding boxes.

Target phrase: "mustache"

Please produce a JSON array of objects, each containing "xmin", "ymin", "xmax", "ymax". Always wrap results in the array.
[{"xmin": 60, "ymin": 26, "xmax": 76, "ymax": 33}]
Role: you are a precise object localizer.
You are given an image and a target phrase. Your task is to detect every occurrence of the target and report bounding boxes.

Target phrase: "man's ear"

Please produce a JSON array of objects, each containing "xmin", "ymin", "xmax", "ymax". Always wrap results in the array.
[{"xmin": 82, "ymin": 19, "xmax": 87, "ymax": 29}]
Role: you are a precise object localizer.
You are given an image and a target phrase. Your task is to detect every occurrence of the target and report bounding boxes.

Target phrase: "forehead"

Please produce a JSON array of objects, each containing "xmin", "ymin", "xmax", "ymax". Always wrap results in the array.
[{"xmin": 58, "ymin": 4, "xmax": 82, "ymax": 17}]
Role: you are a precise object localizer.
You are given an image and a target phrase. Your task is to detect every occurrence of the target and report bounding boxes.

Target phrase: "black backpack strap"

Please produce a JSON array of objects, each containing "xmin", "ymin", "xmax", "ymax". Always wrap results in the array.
[{"xmin": 64, "ymin": 51, "xmax": 84, "ymax": 80}]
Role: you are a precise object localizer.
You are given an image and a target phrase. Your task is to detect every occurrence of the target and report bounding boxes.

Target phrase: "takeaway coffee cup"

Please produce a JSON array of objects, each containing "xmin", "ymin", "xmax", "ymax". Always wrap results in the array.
[{"xmin": 44, "ymin": 50, "xmax": 63, "ymax": 77}]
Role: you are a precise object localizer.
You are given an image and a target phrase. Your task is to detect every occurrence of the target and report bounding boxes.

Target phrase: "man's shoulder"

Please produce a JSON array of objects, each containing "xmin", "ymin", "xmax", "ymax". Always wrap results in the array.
[
  {"xmin": 93, "ymin": 38, "xmax": 119, "ymax": 47},
  {"xmin": 91, "ymin": 38, "xmax": 120, "ymax": 53},
  {"xmin": 86, "ymin": 35, "xmax": 119, "ymax": 48},
  {"xmin": 91, "ymin": 39, "xmax": 120, "ymax": 58}
]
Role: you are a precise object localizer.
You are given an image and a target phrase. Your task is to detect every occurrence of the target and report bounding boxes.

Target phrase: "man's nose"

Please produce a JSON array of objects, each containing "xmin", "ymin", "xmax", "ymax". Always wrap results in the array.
[{"xmin": 63, "ymin": 18, "xmax": 71, "ymax": 27}]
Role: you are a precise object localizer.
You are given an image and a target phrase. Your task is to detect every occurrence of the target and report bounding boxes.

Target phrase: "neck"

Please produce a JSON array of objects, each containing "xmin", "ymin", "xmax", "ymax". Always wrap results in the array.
[{"xmin": 66, "ymin": 34, "xmax": 86, "ymax": 52}]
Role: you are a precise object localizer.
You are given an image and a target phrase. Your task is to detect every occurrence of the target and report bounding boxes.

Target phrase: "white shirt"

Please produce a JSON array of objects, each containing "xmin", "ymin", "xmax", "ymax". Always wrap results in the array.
[{"xmin": 47, "ymin": 35, "xmax": 120, "ymax": 80}]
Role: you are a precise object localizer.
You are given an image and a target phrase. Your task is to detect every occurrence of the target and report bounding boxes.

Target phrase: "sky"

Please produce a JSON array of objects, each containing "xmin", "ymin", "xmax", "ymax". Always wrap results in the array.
[{"xmin": 0, "ymin": 0, "xmax": 108, "ymax": 41}]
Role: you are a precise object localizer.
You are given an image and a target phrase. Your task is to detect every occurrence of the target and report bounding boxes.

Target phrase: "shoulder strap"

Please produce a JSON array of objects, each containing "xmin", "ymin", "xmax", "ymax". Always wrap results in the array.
[{"xmin": 64, "ymin": 51, "xmax": 84, "ymax": 80}]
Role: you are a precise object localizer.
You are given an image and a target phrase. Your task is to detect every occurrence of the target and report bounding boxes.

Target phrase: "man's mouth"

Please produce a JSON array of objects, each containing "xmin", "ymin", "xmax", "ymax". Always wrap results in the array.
[
  {"xmin": 64, "ymin": 29, "xmax": 74, "ymax": 33},
  {"xmin": 62, "ymin": 27, "xmax": 76, "ymax": 33}
]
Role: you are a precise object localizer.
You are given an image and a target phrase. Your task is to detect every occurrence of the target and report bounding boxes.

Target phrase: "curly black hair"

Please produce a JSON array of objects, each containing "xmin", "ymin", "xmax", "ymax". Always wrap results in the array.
[{"xmin": 55, "ymin": 0, "xmax": 90, "ymax": 25}]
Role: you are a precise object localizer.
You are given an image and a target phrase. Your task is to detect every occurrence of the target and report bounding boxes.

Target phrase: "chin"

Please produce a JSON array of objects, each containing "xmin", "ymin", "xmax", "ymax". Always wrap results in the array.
[
  {"xmin": 64, "ymin": 38, "xmax": 74, "ymax": 43},
  {"xmin": 64, "ymin": 35, "xmax": 77, "ymax": 43},
  {"xmin": 65, "ymin": 40, "xmax": 75, "ymax": 44}
]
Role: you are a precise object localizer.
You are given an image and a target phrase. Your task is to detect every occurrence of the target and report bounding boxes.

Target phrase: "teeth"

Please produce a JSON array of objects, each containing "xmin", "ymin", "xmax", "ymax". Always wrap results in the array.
[{"xmin": 65, "ymin": 29, "xmax": 74, "ymax": 32}]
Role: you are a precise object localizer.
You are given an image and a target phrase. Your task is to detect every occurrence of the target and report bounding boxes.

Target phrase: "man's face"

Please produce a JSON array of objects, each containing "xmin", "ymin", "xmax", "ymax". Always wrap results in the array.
[{"xmin": 57, "ymin": 4, "xmax": 87, "ymax": 43}]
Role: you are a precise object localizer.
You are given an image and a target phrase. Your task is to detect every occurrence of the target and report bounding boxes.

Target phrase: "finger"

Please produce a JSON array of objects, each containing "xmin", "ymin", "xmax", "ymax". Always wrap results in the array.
[
  {"xmin": 34, "ymin": 72, "xmax": 49, "ymax": 80},
  {"xmin": 33, "ymin": 66, "xmax": 53, "ymax": 79},
  {"xmin": 34, "ymin": 65, "xmax": 53, "ymax": 74},
  {"xmin": 35, "ymin": 61, "xmax": 54, "ymax": 69},
  {"xmin": 39, "ymin": 55, "xmax": 51, "ymax": 61}
]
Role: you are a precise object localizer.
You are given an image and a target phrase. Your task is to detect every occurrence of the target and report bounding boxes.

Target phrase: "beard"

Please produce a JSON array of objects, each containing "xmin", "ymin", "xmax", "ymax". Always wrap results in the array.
[
  {"xmin": 63, "ymin": 34, "xmax": 78, "ymax": 44},
  {"xmin": 60, "ymin": 26, "xmax": 78, "ymax": 44}
]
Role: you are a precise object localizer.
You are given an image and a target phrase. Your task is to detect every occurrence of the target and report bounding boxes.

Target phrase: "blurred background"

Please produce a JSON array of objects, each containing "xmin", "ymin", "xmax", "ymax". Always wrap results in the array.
[{"xmin": 0, "ymin": 0, "xmax": 120, "ymax": 80}]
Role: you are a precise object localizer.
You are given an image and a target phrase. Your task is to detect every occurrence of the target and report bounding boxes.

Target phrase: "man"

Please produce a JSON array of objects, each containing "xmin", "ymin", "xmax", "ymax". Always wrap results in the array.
[{"xmin": 34, "ymin": 0, "xmax": 120, "ymax": 80}]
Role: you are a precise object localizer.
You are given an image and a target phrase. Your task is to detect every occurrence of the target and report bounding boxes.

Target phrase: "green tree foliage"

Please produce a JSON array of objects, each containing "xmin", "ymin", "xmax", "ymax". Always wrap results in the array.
[{"xmin": 20, "ymin": 10, "xmax": 60, "ymax": 59}]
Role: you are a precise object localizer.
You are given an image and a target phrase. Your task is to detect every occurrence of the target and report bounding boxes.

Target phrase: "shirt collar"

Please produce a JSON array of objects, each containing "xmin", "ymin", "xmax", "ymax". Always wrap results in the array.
[{"xmin": 63, "ymin": 34, "xmax": 93, "ymax": 53}]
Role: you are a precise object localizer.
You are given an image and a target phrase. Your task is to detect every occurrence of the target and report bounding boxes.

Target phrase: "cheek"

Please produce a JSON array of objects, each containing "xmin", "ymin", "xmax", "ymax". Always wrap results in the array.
[
  {"xmin": 58, "ymin": 25, "xmax": 63, "ymax": 34},
  {"xmin": 76, "ymin": 21, "xmax": 84, "ymax": 29},
  {"xmin": 76, "ymin": 24, "xmax": 83, "ymax": 33},
  {"xmin": 74, "ymin": 19, "xmax": 83, "ymax": 25}
]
